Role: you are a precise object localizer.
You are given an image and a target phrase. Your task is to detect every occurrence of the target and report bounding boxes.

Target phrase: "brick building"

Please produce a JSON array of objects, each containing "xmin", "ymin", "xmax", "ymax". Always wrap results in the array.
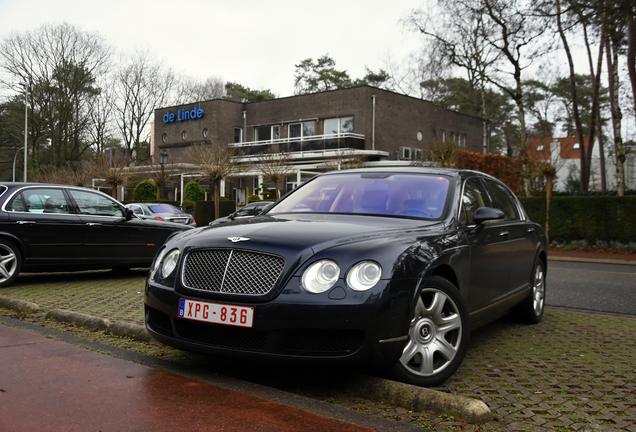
[{"xmin": 151, "ymin": 86, "xmax": 484, "ymax": 202}]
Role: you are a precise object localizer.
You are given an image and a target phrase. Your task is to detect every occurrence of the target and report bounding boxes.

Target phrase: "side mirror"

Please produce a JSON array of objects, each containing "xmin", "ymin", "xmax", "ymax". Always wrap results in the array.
[
  {"xmin": 125, "ymin": 208, "xmax": 134, "ymax": 221},
  {"xmin": 473, "ymin": 207, "xmax": 505, "ymax": 225},
  {"xmin": 228, "ymin": 212, "xmax": 236, "ymax": 220}
]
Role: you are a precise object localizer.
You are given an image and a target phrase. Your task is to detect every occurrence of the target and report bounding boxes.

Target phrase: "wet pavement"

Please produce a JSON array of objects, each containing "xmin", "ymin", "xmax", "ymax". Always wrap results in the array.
[{"xmin": 0, "ymin": 323, "xmax": 379, "ymax": 432}]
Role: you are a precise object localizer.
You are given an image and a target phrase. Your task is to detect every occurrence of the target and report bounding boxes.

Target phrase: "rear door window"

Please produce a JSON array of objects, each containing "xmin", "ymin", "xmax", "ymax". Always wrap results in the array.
[{"xmin": 8, "ymin": 188, "xmax": 70, "ymax": 214}]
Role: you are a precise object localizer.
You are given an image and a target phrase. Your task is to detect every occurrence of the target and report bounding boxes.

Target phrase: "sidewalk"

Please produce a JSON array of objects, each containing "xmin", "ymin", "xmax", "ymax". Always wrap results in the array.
[
  {"xmin": 0, "ymin": 320, "xmax": 410, "ymax": 432},
  {"xmin": 548, "ymin": 248, "xmax": 636, "ymax": 265}
]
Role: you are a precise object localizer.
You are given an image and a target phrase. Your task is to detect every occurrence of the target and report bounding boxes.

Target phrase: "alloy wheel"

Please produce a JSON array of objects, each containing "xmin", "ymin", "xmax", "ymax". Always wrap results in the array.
[{"xmin": 399, "ymin": 287, "xmax": 463, "ymax": 377}]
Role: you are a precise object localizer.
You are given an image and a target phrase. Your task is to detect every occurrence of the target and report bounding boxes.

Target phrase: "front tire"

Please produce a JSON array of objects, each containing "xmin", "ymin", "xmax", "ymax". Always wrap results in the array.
[
  {"xmin": 392, "ymin": 275, "xmax": 469, "ymax": 387},
  {"xmin": 0, "ymin": 239, "xmax": 21, "ymax": 288}
]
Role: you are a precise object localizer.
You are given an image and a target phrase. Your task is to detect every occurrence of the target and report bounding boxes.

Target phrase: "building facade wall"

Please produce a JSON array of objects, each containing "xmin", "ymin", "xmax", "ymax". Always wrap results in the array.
[
  {"xmin": 155, "ymin": 99, "xmax": 244, "ymax": 162},
  {"xmin": 152, "ymin": 86, "xmax": 485, "ymax": 200},
  {"xmin": 153, "ymin": 86, "xmax": 484, "ymax": 163}
]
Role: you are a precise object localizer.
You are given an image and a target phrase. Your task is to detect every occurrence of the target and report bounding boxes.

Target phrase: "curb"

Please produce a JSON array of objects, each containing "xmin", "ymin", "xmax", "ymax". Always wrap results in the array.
[
  {"xmin": 0, "ymin": 296, "xmax": 152, "ymax": 342},
  {"xmin": 0, "ymin": 296, "xmax": 39, "ymax": 313},
  {"xmin": 0, "ymin": 296, "xmax": 491, "ymax": 424},
  {"xmin": 343, "ymin": 375, "xmax": 491, "ymax": 424},
  {"xmin": 548, "ymin": 255, "xmax": 636, "ymax": 266}
]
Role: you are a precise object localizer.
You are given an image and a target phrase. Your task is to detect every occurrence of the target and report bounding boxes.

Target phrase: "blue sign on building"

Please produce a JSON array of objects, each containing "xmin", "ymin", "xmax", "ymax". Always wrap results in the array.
[{"xmin": 163, "ymin": 108, "xmax": 204, "ymax": 123}]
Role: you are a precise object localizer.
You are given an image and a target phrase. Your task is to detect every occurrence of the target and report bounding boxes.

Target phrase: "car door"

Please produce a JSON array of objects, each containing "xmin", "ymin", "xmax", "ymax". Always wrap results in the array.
[
  {"xmin": 66, "ymin": 189, "xmax": 150, "ymax": 265},
  {"xmin": 459, "ymin": 176, "xmax": 512, "ymax": 313},
  {"xmin": 5, "ymin": 187, "xmax": 84, "ymax": 264},
  {"xmin": 483, "ymin": 179, "xmax": 536, "ymax": 293}
]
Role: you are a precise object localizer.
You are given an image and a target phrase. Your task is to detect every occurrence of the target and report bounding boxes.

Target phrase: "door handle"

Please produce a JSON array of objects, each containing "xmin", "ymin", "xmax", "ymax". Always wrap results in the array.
[
  {"xmin": 86, "ymin": 223, "xmax": 102, "ymax": 227},
  {"xmin": 527, "ymin": 228, "xmax": 535, "ymax": 234},
  {"xmin": 16, "ymin": 221, "xmax": 36, "ymax": 225},
  {"xmin": 500, "ymin": 231, "xmax": 509, "ymax": 237}
]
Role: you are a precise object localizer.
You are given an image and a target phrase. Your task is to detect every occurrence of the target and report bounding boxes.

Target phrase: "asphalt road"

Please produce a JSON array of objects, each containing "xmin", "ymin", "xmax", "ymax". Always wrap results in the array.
[{"xmin": 546, "ymin": 260, "xmax": 636, "ymax": 315}]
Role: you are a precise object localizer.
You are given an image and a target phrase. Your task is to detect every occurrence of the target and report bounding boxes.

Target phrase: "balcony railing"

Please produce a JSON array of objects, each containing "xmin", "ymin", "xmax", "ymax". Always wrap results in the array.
[{"xmin": 228, "ymin": 133, "xmax": 365, "ymax": 156}]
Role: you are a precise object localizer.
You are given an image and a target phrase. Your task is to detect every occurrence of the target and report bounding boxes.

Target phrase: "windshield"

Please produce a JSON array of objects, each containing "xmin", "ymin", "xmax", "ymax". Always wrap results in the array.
[{"xmin": 269, "ymin": 173, "xmax": 450, "ymax": 219}]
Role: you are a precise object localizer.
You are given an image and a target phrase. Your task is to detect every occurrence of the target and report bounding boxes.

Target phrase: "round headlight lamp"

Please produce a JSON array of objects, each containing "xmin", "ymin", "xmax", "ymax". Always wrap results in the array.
[
  {"xmin": 151, "ymin": 247, "xmax": 167, "ymax": 278},
  {"xmin": 301, "ymin": 260, "xmax": 340, "ymax": 294},
  {"xmin": 347, "ymin": 261, "xmax": 382, "ymax": 291},
  {"xmin": 161, "ymin": 249, "xmax": 180, "ymax": 278}
]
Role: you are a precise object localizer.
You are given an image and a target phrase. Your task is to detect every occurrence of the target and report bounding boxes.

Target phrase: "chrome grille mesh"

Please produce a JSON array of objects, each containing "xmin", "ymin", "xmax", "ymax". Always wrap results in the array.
[{"xmin": 183, "ymin": 249, "xmax": 285, "ymax": 295}]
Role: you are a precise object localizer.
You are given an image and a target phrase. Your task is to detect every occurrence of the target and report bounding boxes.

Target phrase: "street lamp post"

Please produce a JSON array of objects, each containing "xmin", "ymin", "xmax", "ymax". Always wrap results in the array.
[
  {"xmin": 23, "ymin": 84, "xmax": 28, "ymax": 182},
  {"xmin": 12, "ymin": 148, "xmax": 25, "ymax": 182},
  {"xmin": 159, "ymin": 150, "xmax": 168, "ymax": 200}
]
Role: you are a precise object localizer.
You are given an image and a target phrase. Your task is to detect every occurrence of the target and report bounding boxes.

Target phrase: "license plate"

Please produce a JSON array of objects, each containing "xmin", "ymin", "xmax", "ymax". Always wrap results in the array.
[{"xmin": 178, "ymin": 299, "xmax": 254, "ymax": 328}]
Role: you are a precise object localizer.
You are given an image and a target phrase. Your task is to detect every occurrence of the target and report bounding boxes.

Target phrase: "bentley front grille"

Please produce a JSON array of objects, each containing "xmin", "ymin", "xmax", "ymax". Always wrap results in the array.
[{"xmin": 182, "ymin": 249, "xmax": 285, "ymax": 295}]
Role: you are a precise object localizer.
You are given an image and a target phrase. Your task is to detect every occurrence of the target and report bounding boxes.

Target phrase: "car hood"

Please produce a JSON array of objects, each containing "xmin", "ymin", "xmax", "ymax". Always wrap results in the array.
[{"xmin": 181, "ymin": 214, "xmax": 444, "ymax": 255}]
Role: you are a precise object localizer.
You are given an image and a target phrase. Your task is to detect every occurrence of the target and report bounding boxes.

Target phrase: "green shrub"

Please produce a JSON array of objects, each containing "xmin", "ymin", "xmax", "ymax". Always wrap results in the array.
[
  {"xmin": 248, "ymin": 194, "xmax": 261, "ymax": 202},
  {"xmin": 132, "ymin": 180, "xmax": 157, "ymax": 201},
  {"xmin": 184, "ymin": 181, "xmax": 205, "ymax": 202},
  {"xmin": 181, "ymin": 200, "xmax": 196, "ymax": 211}
]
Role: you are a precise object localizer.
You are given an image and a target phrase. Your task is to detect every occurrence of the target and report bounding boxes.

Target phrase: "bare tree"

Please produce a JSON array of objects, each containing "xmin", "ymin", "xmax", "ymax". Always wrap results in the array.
[
  {"xmin": 33, "ymin": 164, "xmax": 75, "ymax": 185},
  {"xmin": 254, "ymin": 151, "xmax": 296, "ymax": 199},
  {"xmin": 137, "ymin": 161, "xmax": 180, "ymax": 200},
  {"xmin": 187, "ymin": 143, "xmax": 242, "ymax": 219},
  {"xmin": 174, "ymin": 75, "xmax": 225, "ymax": 105},
  {"xmin": 605, "ymin": 11, "xmax": 627, "ymax": 195},
  {"xmin": 0, "ymin": 22, "xmax": 111, "ymax": 167},
  {"xmin": 323, "ymin": 150, "xmax": 368, "ymax": 171},
  {"xmin": 421, "ymin": 141, "xmax": 459, "ymax": 167},
  {"xmin": 112, "ymin": 50, "xmax": 175, "ymax": 160},
  {"xmin": 553, "ymin": 0, "xmax": 608, "ymax": 191},
  {"xmin": 95, "ymin": 152, "xmax": 132, "ymax": 198},
  {"xmin": 86, "ymin": 82, "xmax": 115, "ymax": 155}
]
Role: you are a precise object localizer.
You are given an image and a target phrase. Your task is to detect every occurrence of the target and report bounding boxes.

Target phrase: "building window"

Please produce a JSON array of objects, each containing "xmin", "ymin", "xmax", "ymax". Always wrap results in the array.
[
  {"xmin": 234, "ymin": 128, "xmax": 243, "ymax": 143},
  {"xmin": 440, "ymin": 129, "xmax": 446, "ymax": 142},
  {"xmin": 255, "ymin": 125, "xmax": 281, "ymax": 142},
  {"xmin": 289, "ymin": 121, "xmax": 314, "ymax": 139},
  {"xmin": 417, "ymin": 131, "xmax": 423, "ymax": 142},
  {"xmin": 202, "ymin": 128, "xmax": 209, "ymax": 138},
  {"xmin": 162, "ymin": 133, "xmax": 167, "ymax": 143},
  {"xmin": 537, "ymin": 144, "xmax": 544, "ymax": 151},
  {"xmin": 573, "ymin": 142, "xmax": 580, "ymax": 149},
  {"xmin": 181, "ymin": 131, "xmax": 187, "ymax": 140},
  {"xmin": 255, "ymin": 126, "xmax": 270, "ymax": 141},
  {"xmin": 324, "ymin": 116, "xmax": 353, "ymax": 135},
  {"xmin": 460, "ymin": 134, "xmax": 467, "ymax": 148}
]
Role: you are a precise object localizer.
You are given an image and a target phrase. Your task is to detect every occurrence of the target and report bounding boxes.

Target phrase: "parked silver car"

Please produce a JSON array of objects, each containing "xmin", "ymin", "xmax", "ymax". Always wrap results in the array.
[{"xmin": 126, "ymin": 203, "xmax": 195, "ymax": 226}]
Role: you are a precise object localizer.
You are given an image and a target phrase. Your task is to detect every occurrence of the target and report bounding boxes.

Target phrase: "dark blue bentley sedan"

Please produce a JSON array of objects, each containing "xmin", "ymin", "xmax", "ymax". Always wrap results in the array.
[{"xmin": 144, "ymin": 168, "xmax": 547, "ymax": 386}]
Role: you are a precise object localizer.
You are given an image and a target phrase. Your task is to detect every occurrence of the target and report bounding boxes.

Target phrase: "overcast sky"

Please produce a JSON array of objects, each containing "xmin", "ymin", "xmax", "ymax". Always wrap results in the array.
[{"xmin": 0, "ymin": 0, "xmax": 425, "ymax": 97}]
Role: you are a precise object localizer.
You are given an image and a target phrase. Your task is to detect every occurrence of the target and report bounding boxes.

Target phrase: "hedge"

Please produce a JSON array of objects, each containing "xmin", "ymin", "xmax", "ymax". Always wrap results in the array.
[
  {"xmin": 518, "ymin": 196, "xmax": 636, "ymax": 245},
  {"xmin": 195, "ymin": 200, "xmax": 236, "ymax": 226},
  {"xmin": 456, "ymin": 151, "xmax": 522, "ymax": 193}
]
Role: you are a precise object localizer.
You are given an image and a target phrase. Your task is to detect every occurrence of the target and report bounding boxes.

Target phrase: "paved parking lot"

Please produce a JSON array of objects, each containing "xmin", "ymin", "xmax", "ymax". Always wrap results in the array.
[{"xmin": 1, "ymin": 269, "xmax": 635, "ymax": 431}]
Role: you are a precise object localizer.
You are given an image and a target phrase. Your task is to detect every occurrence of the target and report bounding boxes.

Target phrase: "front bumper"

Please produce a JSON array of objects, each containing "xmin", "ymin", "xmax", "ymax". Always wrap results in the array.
[{"xmin": 144, "ymin": 277, "xmax": 415, "ymax": 368}]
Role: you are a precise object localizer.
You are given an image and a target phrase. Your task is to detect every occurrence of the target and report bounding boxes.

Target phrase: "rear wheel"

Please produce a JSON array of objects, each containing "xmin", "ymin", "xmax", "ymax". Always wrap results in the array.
[
  {"xmin": 0, "ymin": 239, "xmax": 21, "ymax": 288},
  {"xmin": 392, "ymin": 275, "xmax": 469, "ymax": 387},
  {"xmin": 514, "ymin": 260, "xmax": 546, "ymax": 324}
]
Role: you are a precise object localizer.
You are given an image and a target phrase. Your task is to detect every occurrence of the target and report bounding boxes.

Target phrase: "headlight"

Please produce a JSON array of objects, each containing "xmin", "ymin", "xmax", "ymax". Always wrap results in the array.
[
  {"xmin": 151, "ymin": 247, "xmax": 167, "ymax": 278},
  {"xmin": 301, "ymin": 260, "xmax": 340, "ymax": 293},
  {"xmin": 161, "ymin": 249, "xmax": 180, "ymax": 278},
  {"xmin": 346, "ymin": 261, "xmax": 382, "ymax": 291}
]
